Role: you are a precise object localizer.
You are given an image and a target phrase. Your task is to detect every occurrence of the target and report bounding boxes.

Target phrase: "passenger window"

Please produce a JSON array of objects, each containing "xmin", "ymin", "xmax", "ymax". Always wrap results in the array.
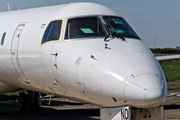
[
  {"xmin": 1, "ymin": 32, "xmax": 6, "ymax": 45},
  {"xmin": 41, "ymin": 20, "xmax": 62, "ymax": 44}
]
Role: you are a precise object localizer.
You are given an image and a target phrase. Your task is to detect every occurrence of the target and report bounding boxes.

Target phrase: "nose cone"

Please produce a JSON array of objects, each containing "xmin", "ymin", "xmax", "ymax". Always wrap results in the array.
[
  {"xmin": 124, "ymin": 73, "xmax": 167, "ymax": 108},
  {"xmin": 145, "ymin": 88, "xmax": 166, "ymax": 106}
]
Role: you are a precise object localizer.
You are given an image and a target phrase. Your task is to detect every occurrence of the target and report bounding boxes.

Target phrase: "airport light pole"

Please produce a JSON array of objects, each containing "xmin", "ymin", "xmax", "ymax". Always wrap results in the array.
[
  {"xmin": 154, "ymin": 36, "xmax": 156, "ymax": 54},
  {"xmin": 154, "ymin": 36, "xmax": 156, "ymax": 49},
  {"xmin": 7, "ymin": 3, "xmax": 11, "ymax": 12}
]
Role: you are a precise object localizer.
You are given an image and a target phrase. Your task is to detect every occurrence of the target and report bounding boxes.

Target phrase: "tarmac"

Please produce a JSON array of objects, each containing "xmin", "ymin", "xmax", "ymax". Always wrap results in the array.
[
  {"xmin": 0, "ymin": 91, "xmax": 179, "ymax": 120},
  {"xmin": 164, "ymin": 91, "xmax": 180, "ymax": 120}
]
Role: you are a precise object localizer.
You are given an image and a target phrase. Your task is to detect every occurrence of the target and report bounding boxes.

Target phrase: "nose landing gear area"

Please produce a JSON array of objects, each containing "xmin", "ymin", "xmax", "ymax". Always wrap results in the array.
[
  {"xmin": 101, "ymin": 106, "xmax": 164, "ymax": 120},
  {"xmin": 0, "ymin": 95, "xmax": 179, "ymax": 120},
  {"xmin": 18, "ymin": 91, "xmax": 41, "ymax": 112}
]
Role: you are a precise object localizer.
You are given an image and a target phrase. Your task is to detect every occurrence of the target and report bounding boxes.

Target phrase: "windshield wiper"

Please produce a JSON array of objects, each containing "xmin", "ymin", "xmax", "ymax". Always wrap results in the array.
[
  {"xmin": 104, "ymin": 27, "xmax": 113, "ymax": 41},
  {"xmin": 104, "ymin": 23, "xmax": 125, "ymax": 41},
  {"xmin": 114, "ymin": 33, "xmax": 125, "ymax": 41}
]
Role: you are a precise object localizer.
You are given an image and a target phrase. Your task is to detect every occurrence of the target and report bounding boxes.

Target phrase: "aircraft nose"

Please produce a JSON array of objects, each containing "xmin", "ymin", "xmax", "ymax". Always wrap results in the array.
[
  {"xmin": 124, "ymin": 73, "xmax": 167, "ymax": 108},
  {"xmin": 144, "ymin": 88, "xmax": 165, "ymax": 106}
]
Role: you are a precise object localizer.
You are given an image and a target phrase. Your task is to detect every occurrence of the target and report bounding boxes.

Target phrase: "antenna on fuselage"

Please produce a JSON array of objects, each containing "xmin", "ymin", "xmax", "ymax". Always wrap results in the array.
[{"xmin": 7, "ymin": 3, "xmax": 11, "ymax": 12}]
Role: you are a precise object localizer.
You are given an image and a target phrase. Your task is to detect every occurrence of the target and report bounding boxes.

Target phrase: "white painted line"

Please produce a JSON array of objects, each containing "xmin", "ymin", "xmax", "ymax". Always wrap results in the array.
[
  {"xmin": 176, "ymin": 94, "xmax": 180, "ymax": 97},
  {"xmin": 167, "ymin": 93, "xmax": 179, "ymax": 96}
]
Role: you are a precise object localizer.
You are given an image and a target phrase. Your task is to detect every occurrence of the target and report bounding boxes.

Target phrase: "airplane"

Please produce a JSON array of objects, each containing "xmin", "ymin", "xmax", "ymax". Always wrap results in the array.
[{"xmin": 0, "ymin": 2, "xmax": 179, "ymax": 120}]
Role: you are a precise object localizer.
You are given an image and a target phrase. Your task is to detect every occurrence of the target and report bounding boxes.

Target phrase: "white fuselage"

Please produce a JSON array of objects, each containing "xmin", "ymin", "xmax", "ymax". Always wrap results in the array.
[{"xmin": 0, "ymin": 2, "xmax": 167, "ymax": 108}]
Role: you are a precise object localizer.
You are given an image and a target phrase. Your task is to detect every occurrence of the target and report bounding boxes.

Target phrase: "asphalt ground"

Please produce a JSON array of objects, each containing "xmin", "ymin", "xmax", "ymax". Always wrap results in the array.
[
  {"xmin": 164, "ymin": 91, "xmax": 180, "ymax": 120},
  {"xmin": 0, "ymin": 91, "xmax": 179, "ymax": 120}
]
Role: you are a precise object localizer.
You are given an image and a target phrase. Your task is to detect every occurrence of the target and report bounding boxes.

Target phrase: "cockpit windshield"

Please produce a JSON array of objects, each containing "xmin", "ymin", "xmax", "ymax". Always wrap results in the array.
[
  {"xmin": 103, "ymin": 16, "xmax": 139, "ymax": 39},
  {"xmin": 65, "ymin": 17, "xmax": 106, "ymax": 39},
  {"xmin": 65, "ymin": 16, "xmax": 140, "ymax": 40}
]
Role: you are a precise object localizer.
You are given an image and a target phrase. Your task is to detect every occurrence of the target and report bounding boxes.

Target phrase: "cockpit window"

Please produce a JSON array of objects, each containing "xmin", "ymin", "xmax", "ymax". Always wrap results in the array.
[
  {"xmin": 65, "ymin": 17, "xmax": 106, "ymax": 39},
  {"xmin": 41, "ymin": 20, "xmax": 62, "ymax": 44},
  {"xmin": 103, "ymin": 17, "xmax": 139, "ymax": 39}
]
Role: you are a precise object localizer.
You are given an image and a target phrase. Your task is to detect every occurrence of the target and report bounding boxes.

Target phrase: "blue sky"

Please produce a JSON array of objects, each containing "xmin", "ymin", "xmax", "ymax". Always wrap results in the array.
[{"xmin": 0, "ymin": 0, "xmax": 180, "ymax": 48}]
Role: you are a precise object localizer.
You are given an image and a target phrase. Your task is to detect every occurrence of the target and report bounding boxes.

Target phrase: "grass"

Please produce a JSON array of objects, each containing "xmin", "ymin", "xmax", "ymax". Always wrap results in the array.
[
  {"xmin": 0, "ymin": 94, "xmax": 18, "ymax": 101},
  {"xmin": 0, "ymin": 90, "xmax": 26, "ymax": 101},
  {"xmin": 159, "ymin": 61, "xmax": 180, "ymax": 82},
  {"xmin": 155, "ymin": 53, "xmax": 180, "ymax": 56},
  {"xmin": 168, "ymin": 87, "xmax": 180, "ymax": 90},
  {"xmin": 155, "ymin": 54, "xmax": 180, "ymax": 82}
]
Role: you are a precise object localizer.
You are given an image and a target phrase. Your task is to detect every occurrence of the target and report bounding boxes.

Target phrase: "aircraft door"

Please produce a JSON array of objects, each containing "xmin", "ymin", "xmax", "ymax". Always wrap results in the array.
[{"xmin": 11, "ymin": 24, "xmax": 30, "ymax": 84}]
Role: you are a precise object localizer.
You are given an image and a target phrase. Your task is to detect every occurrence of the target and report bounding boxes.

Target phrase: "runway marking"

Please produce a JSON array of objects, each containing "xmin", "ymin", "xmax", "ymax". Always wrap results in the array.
[{"xmin": 167, "ymin": 92, "xmax": 180, "ymax": 97}]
